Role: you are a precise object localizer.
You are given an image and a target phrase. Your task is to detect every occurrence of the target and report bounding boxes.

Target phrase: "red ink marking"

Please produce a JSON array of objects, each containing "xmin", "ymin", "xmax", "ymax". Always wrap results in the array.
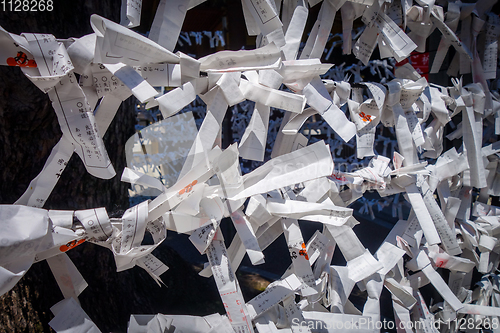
[
  {"xmin": 330, "ymin": 172, "xmax": 347, "ymax": 182},
  {"xmin": 435, "ymin": 259, "xmax": 447, "ymax": 267},
  {"xmin": 179, "ymin": 180, "xmax": 197, "ymax": 195},
  {"xmin": 298, "ymin": 243, "xmax": 309, "ymax": 260},
  {"xmin": 59, "ymin": 239, "xmax": 85, "ymax": 252},
  {"xmin": 359, "ymin": 111, "xmax": 372, "ymax": 122},
  {"xmin": 7, "ymin": 51, "xmax": 37, "ymax": 67}
]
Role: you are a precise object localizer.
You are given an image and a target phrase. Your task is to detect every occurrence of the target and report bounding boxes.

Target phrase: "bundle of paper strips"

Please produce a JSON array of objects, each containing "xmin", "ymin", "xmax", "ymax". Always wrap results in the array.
[{"xmin": 1, "ymin": 0, "xmax": 500, "ymax": 332}]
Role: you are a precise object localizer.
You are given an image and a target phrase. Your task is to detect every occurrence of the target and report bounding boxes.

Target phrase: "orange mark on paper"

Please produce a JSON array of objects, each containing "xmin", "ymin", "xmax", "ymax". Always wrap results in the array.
[
  {"xmin": 298, "ymin": 243, "xmax": 309, "ymax": 260},
  {"xmin": 179, "ymin": 180, "xmax": 197, "ymax": 195},
  {"xmin": 59, "ymin": 239, "xmax": 85, "ymax": 252},
  {"xmin": 359, "ymin": 112, "xmax": 372, "ymax": 122},
  {"xmin": 7, "ymin": 51, "xmax": 37, "ymax": 68}
]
